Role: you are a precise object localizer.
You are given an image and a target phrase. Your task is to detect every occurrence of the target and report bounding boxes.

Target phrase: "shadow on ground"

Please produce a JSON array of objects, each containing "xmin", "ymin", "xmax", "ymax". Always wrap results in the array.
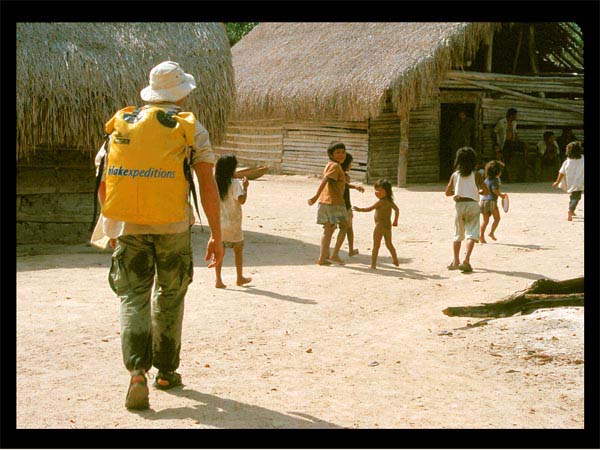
[{"xmin": 136, "ymin": 388, "xmax": 342, "ymax": 429}]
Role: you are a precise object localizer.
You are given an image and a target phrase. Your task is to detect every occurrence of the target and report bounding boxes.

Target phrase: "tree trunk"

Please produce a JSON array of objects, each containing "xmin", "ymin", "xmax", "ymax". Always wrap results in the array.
[{"xmin": 443, "ymin": 277, "xmax": 584, "ymax": 318}]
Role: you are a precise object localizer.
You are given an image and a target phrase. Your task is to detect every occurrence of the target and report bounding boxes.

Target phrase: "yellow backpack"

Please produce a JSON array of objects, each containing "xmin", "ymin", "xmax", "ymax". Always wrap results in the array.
[{"xmin": 101, "ymin": 105, "xmax": 198, "ymax": 225}]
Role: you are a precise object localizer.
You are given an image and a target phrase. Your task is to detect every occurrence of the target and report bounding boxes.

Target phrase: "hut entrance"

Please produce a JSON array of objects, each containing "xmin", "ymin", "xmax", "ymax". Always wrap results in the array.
[{"xmin": 439, "ymin": 103, "xmax": 475, "ymax": 181}]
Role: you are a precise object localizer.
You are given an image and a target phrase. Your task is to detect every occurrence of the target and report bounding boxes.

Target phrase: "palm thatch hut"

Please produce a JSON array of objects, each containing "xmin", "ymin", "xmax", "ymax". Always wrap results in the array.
[
  {"xmin": 215, "ymin": 22, "xmax": 583, "ymax": 184},
  {"xmin": 17, "ymin": 22, "xmax": 234, "ymax": 245}
]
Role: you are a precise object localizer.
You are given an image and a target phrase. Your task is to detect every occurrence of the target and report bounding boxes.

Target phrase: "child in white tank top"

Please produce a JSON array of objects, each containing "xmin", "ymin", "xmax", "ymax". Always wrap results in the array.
[{"xmin": 445, "ymin": 147, "xmax": 488, "ymax": 273}]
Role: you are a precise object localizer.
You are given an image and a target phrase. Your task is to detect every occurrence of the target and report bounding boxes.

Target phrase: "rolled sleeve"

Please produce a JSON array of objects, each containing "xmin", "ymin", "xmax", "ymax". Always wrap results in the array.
[{"xmin": 191, "ymin": 121, "xmax": 216, "ymax": 165}]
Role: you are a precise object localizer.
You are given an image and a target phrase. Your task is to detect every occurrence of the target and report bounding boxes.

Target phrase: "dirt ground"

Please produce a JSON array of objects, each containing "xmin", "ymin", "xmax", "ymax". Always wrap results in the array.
[{"xmin": 16, "ymin": 175, "xmax": 585, "ymax": 429}]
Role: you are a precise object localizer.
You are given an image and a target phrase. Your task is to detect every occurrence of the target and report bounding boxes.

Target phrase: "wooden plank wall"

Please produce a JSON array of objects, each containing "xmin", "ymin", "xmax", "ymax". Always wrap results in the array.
[
  {"xmin": 17, "ymin": 147, "xmax": 96, "ymax": 244},
  {"xmin": 213, "ymin": 119, "xmax": 284, "ymax": 171},
  {"xmin": 282, "ymin": 120, "xmax": 369, "ymax": 182},
  {"xmin": 367, "ymin": 110, "xmax": 400, "ymax": 183},
  {"xmin": 406, "ymin": 98, "xmax": 441, "ymax": 184}
]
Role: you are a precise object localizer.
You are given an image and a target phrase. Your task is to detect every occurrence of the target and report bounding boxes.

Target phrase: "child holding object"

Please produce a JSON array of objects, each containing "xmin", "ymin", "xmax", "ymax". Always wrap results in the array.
[
  {"xmin": 353, "ymin": 179, "xmax": 399, "ymax": 269},
  {"xmin": 337, "ymin": 152, "xmax": 364, "ymax": 257},
  {"xmin": 308, "ymin": 141, "xmax": 349, "ymax": 265},
  {"xmin": 214, "ymin": 154, "xmax": 252, "ymax": 288},
  {"xmin": 479, "ymin": 160, "xmax": 507, "ymax": 243},
  {"xmin": 553, "ymin": 141, "xmax": 584, "ymax": 221},
  {"xmin": 445, "ymin": 147, "xmax": 489, "ymax": 273}
]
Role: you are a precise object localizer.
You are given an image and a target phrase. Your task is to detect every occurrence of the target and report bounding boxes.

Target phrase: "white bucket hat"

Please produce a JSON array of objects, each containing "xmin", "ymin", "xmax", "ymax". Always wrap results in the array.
[{"xmin": 140, "ymin": 61, "xmax": 196, "ymax": 103}]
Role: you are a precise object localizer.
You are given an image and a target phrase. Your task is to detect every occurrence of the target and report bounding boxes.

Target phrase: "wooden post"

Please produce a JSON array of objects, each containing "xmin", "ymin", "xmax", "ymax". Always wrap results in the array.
[
  {"xmin": 512, "ymin": 26, "xmax": 523, "ymax": 74},
  {"xmin": 485, "ymin": 29, "xmax": 494, "ymax": 73},
  {"xmin": 528, "ymin": 24, "xmax": 545, "ymax": 98},
  {"xmin": 397, "ymin": 112, "xmax": 409, "ymax": 187}
]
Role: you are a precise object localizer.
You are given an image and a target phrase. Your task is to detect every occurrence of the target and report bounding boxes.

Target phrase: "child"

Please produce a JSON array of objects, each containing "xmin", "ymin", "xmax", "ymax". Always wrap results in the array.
[
  {"xmin": 353, "ymin": 179, "xmax": 399, "ymax": 269},
  {"xmin": 445, "ymin": 147, "xmax": 489, "ymax": 273},
  {"xmin": 553, "ymin": 141, "xmax": 584, "ymax": 221},
  {"xmin": 308, "ymin": 141, "xmax": 348, "ymax": 265},
  {"xmin": 479, "ymin": 160, "xmax": 507, "ymax": 243},
  {"xmin": 214, "ymin": 154, "xmax": 251, "ymax": 288},
  {"xmin": 336, "ymin": 152, "xmax": 364, "ymax": 257}
]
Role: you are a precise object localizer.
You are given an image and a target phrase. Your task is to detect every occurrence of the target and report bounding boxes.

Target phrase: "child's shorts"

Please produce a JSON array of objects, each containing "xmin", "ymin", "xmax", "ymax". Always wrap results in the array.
[
  {"xmin": 317, "ymin": 203, "xmax": 348, "ymax": 225},
  {"xmin": 223, "ymin": 240, "xmax": 244, "ymax": 248},
  {"xmin": 454, "ymin": 201, "xmax": 480, "ymax": 242},
  {"xmin": 480, "ymin": 199, "xmax": 498, "ymax": 215}
]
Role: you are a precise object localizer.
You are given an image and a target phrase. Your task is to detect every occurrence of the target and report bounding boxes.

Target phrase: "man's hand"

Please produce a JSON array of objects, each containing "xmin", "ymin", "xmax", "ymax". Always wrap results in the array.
[
  {"xmin": 308, "ymin": 197, "xmax": 317, "ymax": 206},
  {"xmin": 393, "ymin": 220, "xmax": 398, "ymax": 227},
  {"xmin": 205, "ymin": 236, "xmax": 224, "ymax": 268},
  {"xmin": 242, "ymin": 176, "xmax": 249, "ymax": 190},
  {"xmin": 109, "ymin": 238, "xmax": 117, "ymax": 250},
  {"xmin": 356, "ymin": 186, "xmax": 365, "ymax": 193}
]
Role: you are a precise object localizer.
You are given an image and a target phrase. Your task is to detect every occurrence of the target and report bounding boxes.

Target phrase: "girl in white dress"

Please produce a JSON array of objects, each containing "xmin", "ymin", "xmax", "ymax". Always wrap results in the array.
[{"xmin": 214, "ymin": 154, "xmax": 251, "ymax": 288}]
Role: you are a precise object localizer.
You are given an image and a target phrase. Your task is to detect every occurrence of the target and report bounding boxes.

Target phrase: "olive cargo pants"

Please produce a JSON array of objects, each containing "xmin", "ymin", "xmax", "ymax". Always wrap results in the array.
[{"xmin": 109, "ymin": 230, "xmax": 193, "ymax": 373}]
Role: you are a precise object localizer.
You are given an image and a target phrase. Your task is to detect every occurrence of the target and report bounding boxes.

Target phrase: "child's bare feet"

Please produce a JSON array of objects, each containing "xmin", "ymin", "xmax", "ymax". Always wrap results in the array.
[
  {"xmin": 215, "ymin": 280, "xmax": 226, "ymax": 289},
  {"xmin": 329, "ymin": 256, "xmax": 345, "ymax": 265},
  {"xmin": 568, "ymin": 210, "xmax": 574, "ymax": 221},
  {"xmin": 317, "ymin": 259, "xmax": 332, "ymax": 266},
  {"xmin": 237, "ymin": 276, "xmax": 252, "ymax": 286},
  {"xmin": 349, "ymin": 249, "xmax": 359, "ymax": 257},
  {"xmin": 479, "ymin": 234, "xmax": 487, "ymax": 244},
  {"xmin": 370, "ymin": 265, "xmax": 377, "ymax": 270},
  {"xmin": 393, "ymin": 257, "xmax": 399, "ymax": 267},
  {"xmin": 488, "ymin": 233, "xmax": 497, "ymax": 241}
]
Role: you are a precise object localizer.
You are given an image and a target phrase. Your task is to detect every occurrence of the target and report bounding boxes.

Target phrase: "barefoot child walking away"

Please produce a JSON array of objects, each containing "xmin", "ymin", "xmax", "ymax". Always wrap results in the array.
[
  {"xmin": 308, "ymin": 141, "xmax": 349, "ymax": 265},
  {"xmin": 214, "ymin": 154, "xmax": 252, "ymax": 288},
  {"xmin": 445, "ymin": 147, "xmax": 489, "ymax": 273},
  {"xmin": 479, "ymin": 160, "xmax": 507, "ymax": 243},
  {"xmin": 336, "ymin": 152, "xmax": 364, "ymax": 257},
  {"xmin": 353, "ymin": 179, "xmax": 399, "ymax": 269},
  {"xmin": 553, "ymin": 141, "xmax": 584, "ymax": 221}
]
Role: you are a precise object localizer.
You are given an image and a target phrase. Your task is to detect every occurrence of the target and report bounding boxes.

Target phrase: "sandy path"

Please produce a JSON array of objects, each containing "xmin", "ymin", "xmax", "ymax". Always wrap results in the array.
[{"xmin": 16, "ymin": 175, "xmax": 584, "ymax": 428}]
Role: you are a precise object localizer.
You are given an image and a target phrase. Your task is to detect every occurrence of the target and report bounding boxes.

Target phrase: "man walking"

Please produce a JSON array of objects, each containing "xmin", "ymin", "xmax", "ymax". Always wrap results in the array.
[{"xmin": 95, "ymin": 61, "xmax": 223, "ymax": 410}]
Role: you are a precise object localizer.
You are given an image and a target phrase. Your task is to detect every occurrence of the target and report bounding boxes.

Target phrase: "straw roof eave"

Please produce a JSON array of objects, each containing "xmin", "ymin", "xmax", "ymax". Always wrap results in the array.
[
  {"xmin": 230, "ymin": 22, "xmax": 500, "ymax": 122},
  {"xmin": 17, "ymin": 22, "xmax": 235, "ymax": 160}
]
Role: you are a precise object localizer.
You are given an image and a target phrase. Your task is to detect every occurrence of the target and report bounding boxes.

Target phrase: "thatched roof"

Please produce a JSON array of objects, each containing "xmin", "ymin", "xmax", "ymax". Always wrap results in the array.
[
  {"xmin": 231, "ymin": 22, "xmax": 497, "ymax": 122},
  {"xmin": 17, "ymin": 22, "xmax": 234, "ymax": 160}
]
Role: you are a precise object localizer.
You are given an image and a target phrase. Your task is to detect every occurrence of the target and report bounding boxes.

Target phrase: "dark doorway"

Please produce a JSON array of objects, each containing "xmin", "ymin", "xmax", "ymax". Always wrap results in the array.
[{"xmin": 439, "ymin": 103, "xmax": 476, "ymax": 181}]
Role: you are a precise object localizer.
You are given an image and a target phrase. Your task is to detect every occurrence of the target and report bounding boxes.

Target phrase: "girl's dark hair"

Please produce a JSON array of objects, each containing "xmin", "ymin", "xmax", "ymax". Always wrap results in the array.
[
  {"xmin": 454, "ymin": 147, "xmax": 477, "ymax": 176},
  {"xmin": 341, "ymin": 152, "xmax": 353, "ymax": 171},
  {"xmin": 374, "ymin": 178, "xmax": 393, "ymax": 200},
  {"xmin": 327, "ymin": 141, "xmax": 346, "ymax": 161},
  {"xmin": 566, "ymin": 141, "xmax": 583, "ymax": 159},
  {"xmin": 506, "ymin": 108, "xmax": 518, "ymax": 118},
  {"xmin": 485, "ymin": 160, "xmax": 505, "ymax": 179},
  {"xmin": 543, "ymin": 131, "xmax": 554, "ymax": 141},
  {"xmin": 215, "ymin": 154, "xmax": 238, "ymax": 200}
]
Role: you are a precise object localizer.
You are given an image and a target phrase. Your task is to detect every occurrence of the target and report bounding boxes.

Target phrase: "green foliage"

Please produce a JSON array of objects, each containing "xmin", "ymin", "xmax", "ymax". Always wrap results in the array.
[{"xmin": 225, "ymin": 22, "xmax": 258, "ymax": 47}]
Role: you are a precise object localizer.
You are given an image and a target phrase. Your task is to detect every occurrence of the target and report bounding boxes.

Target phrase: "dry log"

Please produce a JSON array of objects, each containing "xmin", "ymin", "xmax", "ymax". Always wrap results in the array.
[{"xmin": 443, "ymin": 277, "xmax": 584, "ymax": 318}]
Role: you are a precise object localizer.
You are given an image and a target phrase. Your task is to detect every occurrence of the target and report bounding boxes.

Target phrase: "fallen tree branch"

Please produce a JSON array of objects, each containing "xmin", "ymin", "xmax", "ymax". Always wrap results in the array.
[{"xmin": 443, "ymin": 277, "xmax": 584, "ymax": 318}]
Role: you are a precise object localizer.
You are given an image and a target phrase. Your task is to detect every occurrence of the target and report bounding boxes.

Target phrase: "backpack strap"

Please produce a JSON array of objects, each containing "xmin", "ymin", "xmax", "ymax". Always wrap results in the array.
[
  {"xmin": 90, "ymin": 133, "xmax": 110, "ymax": 232},
  {"xmin": 184, "ymin": 147, "xmax": 203, "ymax": 231}
]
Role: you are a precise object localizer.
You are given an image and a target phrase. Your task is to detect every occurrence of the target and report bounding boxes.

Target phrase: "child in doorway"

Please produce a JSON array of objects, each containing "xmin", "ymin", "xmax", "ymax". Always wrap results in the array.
[
  {"xmin": 479, "ymin": 160, "xmax": 507, "ymax": 243},
  {"xmin": 336, "ymin": 152, "xmax": 364, "ymax": 257},
  {"xmin": 353, "ymin": 179, "xmax": 399, "ymax": 269},
  {"xmin": 445, "ymin": 147, "xmax": 489, "ymax": 273},
  {"xmin": 214, "ymin": 154, "xmax": 252, "ymax": 288},
  {"xmin": 553, "ymin": 141, "xmax": 584, "ymax": 221}
]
